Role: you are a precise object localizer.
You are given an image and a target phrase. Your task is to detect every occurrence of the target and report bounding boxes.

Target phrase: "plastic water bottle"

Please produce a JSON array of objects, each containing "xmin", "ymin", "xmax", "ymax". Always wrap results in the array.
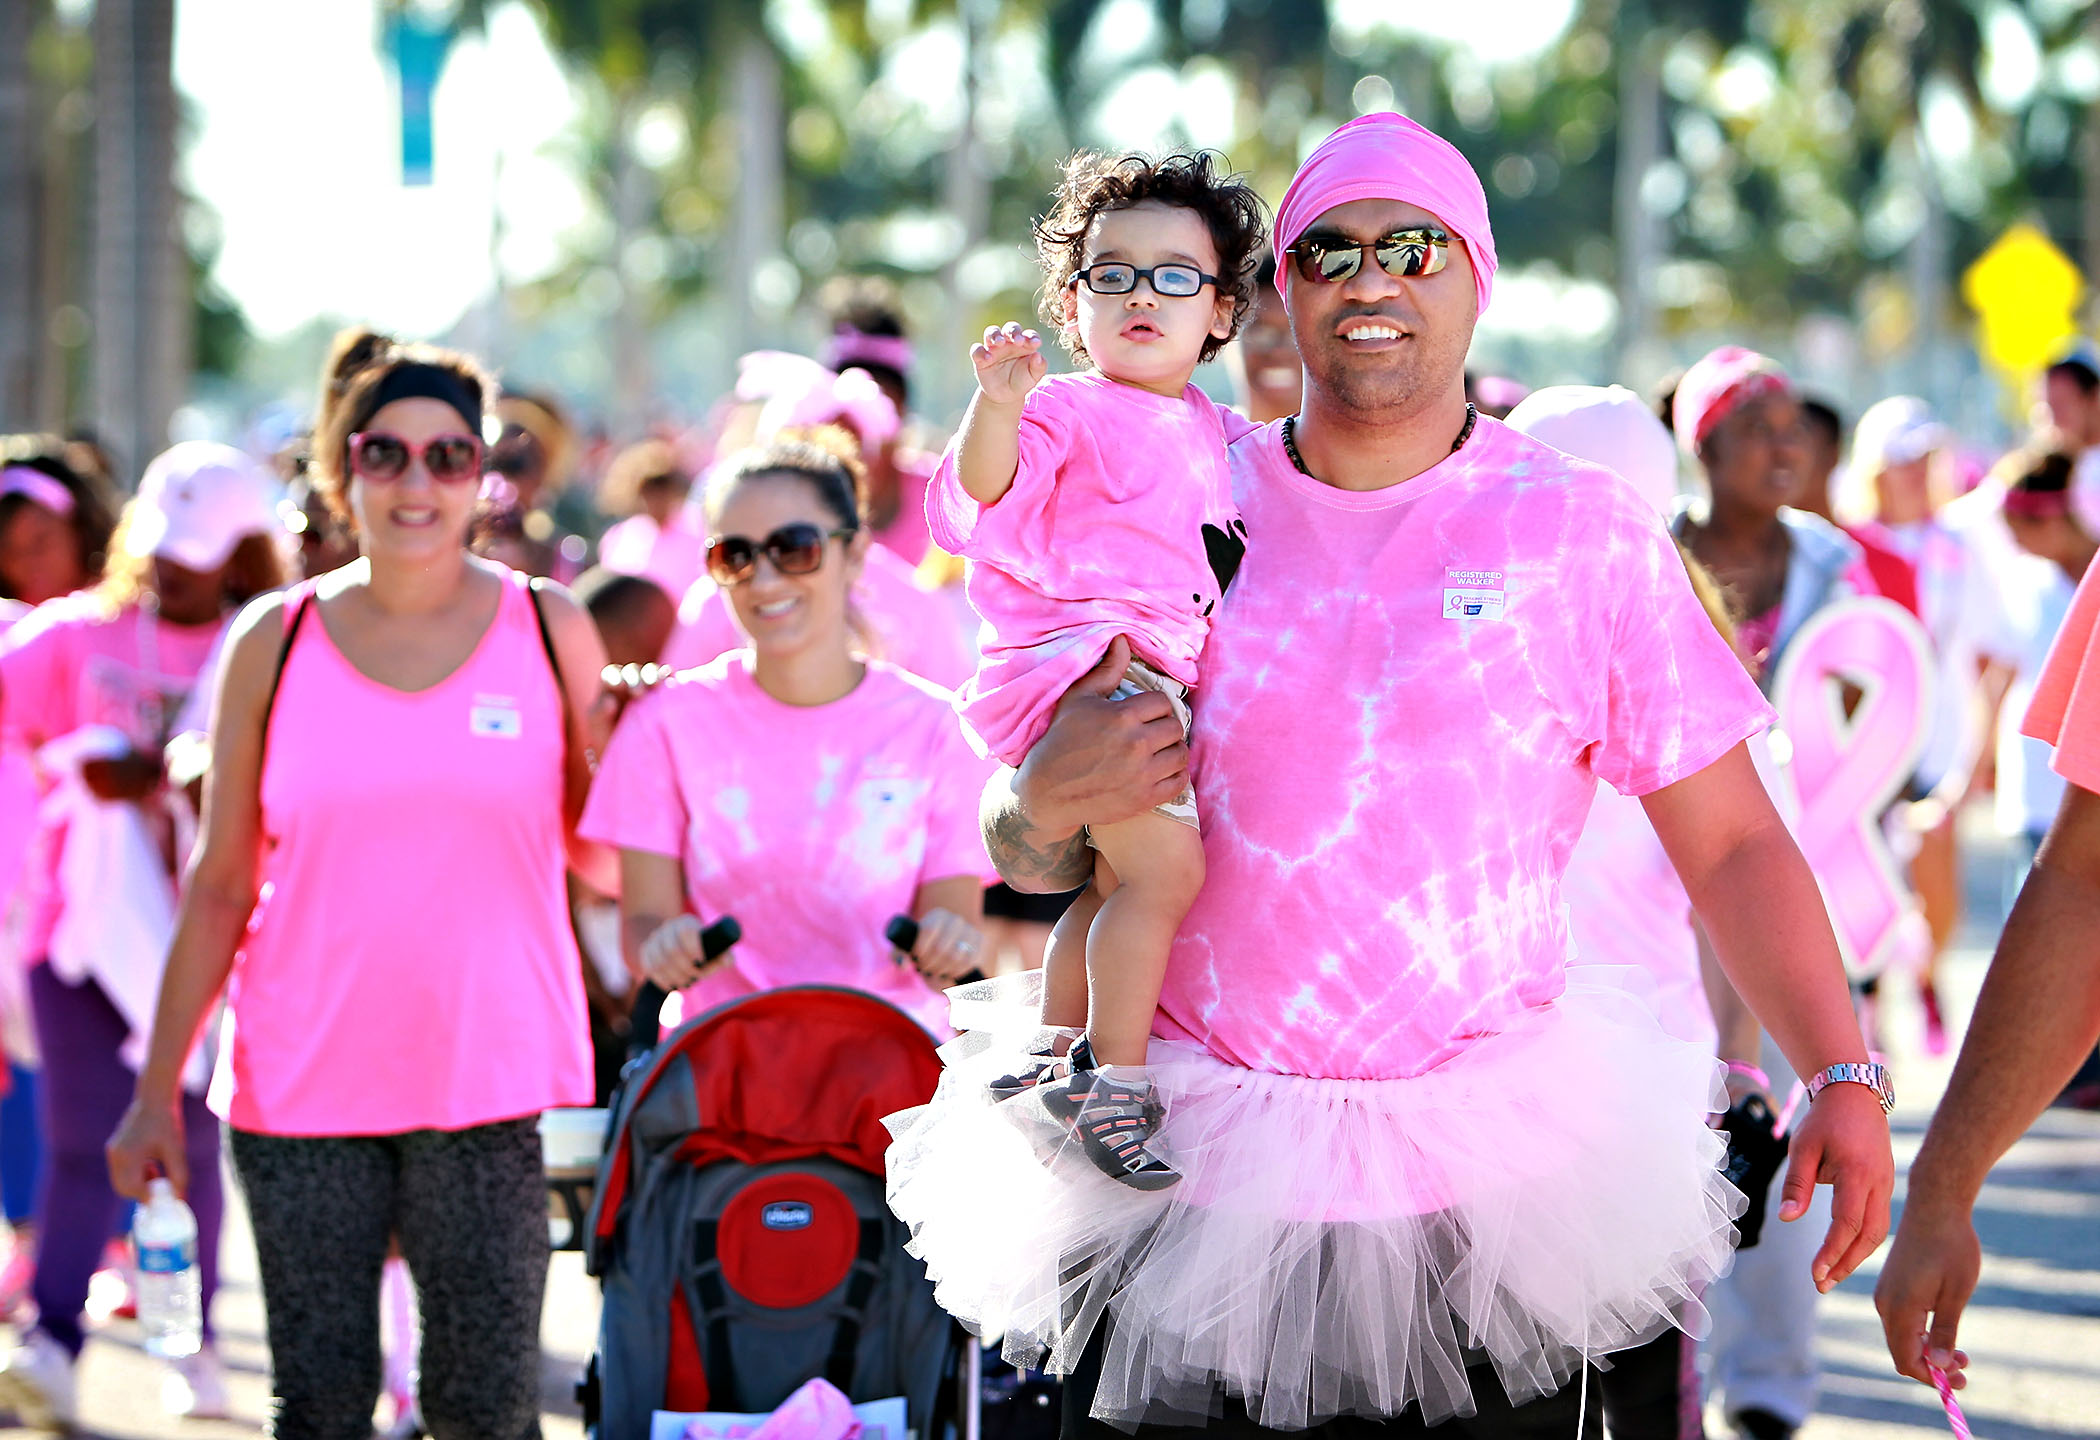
[{"xmin": 133, "ymin": 1178, "xmax": 202, "ymax": 1358}]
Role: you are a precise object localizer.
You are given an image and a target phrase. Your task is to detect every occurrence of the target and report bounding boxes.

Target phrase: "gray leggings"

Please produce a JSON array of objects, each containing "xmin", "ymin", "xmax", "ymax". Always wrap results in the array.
[{"xmin": 230, "ymin": 1118, "xmax": 549, "ymax": 1440}]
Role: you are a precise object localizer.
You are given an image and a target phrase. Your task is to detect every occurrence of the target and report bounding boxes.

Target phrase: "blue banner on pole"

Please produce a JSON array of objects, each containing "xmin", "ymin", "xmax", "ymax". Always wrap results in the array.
[{"xmin": 387, "ymin": 11, "xmax": 452, "ymax": 186}]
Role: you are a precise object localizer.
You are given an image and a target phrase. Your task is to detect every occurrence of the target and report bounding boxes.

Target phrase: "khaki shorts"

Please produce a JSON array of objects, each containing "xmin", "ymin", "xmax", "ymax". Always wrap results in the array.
[{"xmin": 1093, "ymin": 658, "xmax": 1198, "ymax": 833}]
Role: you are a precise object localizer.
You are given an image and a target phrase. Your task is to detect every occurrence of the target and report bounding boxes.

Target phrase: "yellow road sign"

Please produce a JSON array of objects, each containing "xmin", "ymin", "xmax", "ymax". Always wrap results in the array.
[{"xmin": 1962, "ymin": 223, "xmax": 2085, "ymax": 377}]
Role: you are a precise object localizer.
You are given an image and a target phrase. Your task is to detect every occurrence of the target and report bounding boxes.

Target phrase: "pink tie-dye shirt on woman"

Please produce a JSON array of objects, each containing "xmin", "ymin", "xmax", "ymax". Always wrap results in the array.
[
  {"xmin": 1156, "ymin": 417, "xmax": 1773, "ymax": 1081},
  {"xmin": 927, "ymin": 371, "xmax": 1245, "ymax": 765},
  {"xmin": 579, "ymin": 654, "xmax": 997, "ymax": 1036}
]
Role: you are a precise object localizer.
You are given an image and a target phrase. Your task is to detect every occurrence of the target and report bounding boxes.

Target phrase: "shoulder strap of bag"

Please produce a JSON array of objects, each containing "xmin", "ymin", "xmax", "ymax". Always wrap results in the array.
[
  {"xmin": 258, "ymin": 587, "xmax": 315, "ymax": 742},
  {"xmin": 528, "ymin": 575, "xmax": 595, "ymax": 828}
]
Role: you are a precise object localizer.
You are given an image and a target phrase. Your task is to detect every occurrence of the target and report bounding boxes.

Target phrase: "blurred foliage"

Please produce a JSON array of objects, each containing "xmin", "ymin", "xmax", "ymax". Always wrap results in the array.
[{"xmin": 435, "ymin": 0, "xmax": 2100, "ymax": 371}]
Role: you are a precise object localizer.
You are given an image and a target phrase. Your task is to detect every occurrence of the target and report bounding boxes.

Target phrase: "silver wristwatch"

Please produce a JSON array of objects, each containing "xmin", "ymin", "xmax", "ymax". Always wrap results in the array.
[{"xmin": 1805, "ymin": 1061, "xmax": 1895, "ymax": 1115}]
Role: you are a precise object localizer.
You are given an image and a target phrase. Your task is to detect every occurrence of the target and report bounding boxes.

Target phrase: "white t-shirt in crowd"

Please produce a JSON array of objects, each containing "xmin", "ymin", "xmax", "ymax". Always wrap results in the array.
[{"xmin": 1978, "ymin": 555, "xmax": 2077, "ymax": 837}]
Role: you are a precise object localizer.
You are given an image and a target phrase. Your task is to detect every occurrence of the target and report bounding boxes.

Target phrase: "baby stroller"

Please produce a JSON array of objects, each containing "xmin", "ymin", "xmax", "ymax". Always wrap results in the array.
[{"xmin": 577, "ymin": 951, "xmax": 978, "ymax": 1440}]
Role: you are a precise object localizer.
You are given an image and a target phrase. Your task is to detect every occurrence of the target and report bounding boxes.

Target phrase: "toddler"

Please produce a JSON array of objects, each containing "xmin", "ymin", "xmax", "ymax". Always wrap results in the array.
[{"xmin": 928, "ymin": 151, "xmax": 1264, "ymax": 1188}]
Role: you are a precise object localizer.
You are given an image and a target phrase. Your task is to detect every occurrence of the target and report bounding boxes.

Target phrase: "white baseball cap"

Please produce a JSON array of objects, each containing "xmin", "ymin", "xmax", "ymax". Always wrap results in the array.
[
  {"xmin": 1505, "ymin": 384, "xmax": 1681, "ymax": 515},
  {"xmin": 124, "ymin": 442, "xmax": 282, "ymax": 571},
  {"xmin": 1849, "ymin": 395, "xmax": 1947, "ymax": 476}
]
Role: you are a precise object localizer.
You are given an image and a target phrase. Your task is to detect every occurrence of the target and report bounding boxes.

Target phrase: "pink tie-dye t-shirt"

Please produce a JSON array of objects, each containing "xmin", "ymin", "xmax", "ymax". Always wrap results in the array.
[
  {"xmin": 1156, "ymin": 417, "xmax": 1772, "ymax": 1080},
  {"xmin": 578, "ymin": 654, "xmax": 997, "ymax": 1036},
  {"xmin": 927, "ymin": 371, "xmax": 1244, "ymax": 765},
  {"xmin": 0, "ymin": 595, "xmax": 223, "ymax": 961}
]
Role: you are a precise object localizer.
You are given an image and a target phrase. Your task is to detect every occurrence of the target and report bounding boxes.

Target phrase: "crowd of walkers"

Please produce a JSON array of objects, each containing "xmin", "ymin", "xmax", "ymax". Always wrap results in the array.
[{"xmin": 0, "ymin": 110, "xmax": 2093, "ymax": 1440}]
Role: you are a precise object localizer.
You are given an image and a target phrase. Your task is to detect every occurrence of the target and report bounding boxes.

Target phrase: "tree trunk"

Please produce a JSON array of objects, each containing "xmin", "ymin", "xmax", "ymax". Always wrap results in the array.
[
  {"xmin": 609, "ymin": 88, "xmax": 652, "ymax": 436},
  {"xmin": 1906, "ymin": 127, "xmax": 1949, "ymax": 400},
  {"xmin": 1613, "ymin": 17, "xmax": 1665, "ymax": 374},
  {"xmin": 935, "ymin": 0, "xmax": 992, "ymax": 414},
  {"xmin": 91, "ymin": 0, "xmax": 186, "ymax": 484},
  {"xmin": 2084, "ymin": 8, "xmax": 2100, "ymax": 329},
  {"xmin": 728, "ymin": 31, "xmax": 783, "ymax": 358},
  {"xmin": 0, "ymin": 0, "xmax": 39, "ymax": 429}
]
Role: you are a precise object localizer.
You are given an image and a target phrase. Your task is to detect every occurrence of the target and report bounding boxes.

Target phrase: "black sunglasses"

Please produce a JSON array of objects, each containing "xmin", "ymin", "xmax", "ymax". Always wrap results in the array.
[
  {"xmin": 705, "ymin": 522, "xmax": 856, "ymax": 585},
  {"xmin": 1286, "ymin": 228, "xmax": 1449, "ymax": 285},
  {"xmin": 1069, "ymin": 262, "xmax": 1219, "ymax": 298}
]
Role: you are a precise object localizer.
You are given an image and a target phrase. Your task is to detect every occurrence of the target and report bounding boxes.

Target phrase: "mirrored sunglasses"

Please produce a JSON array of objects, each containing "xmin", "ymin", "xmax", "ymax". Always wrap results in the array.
[{"xmin": 1287, "ymin": 228, "xmax": 1449, "ymax": 285}]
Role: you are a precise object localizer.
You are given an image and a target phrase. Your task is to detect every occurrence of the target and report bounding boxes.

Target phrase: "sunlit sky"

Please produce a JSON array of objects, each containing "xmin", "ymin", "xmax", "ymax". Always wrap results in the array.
[
  {"xmin": 174, "ymin": 0, "xmax": 580, "ymax": 340},
  {"xmin": 173, "ymin": 0, "xmax": 1577, "ymax": 343}
]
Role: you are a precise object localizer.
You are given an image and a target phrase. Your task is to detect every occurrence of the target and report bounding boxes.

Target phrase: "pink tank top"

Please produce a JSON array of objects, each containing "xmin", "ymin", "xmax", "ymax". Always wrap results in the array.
[{"xmin": 213, "ymin": 569, "xmax": 592, "ymax": 1135}]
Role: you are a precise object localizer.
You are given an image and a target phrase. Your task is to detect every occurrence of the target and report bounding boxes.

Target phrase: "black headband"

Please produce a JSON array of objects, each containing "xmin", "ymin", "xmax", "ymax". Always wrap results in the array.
[{"xmin": 368, "ymin": 363, "xmax": 482, "ymax": 435}]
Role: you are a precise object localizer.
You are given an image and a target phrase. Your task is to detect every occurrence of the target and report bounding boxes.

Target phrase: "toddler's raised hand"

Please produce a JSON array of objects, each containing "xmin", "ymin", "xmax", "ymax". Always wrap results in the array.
[{"xmin": 973, "ymin": 323, "xmax": 1047, "ymax": 406}]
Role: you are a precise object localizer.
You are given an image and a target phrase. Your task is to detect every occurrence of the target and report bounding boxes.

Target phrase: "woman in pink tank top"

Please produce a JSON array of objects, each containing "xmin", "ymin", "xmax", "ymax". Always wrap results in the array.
[{"xmin": 107, "ymin": 331, "xmax": 608, "ymax": 1440}]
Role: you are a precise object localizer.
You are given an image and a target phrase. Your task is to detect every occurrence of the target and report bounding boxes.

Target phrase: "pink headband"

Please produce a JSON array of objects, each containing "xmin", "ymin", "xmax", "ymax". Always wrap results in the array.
[
  {"xmin": 2001, "ymin": 486, "xmax": 2071, "ymax": 520},
  {"xmin": 0, "ymin": 466, "xmax": 75, "ymax": 518},
  {"xmin": 1673, "ymin": 345, "xmax": 1792, "ymax": 454},
  {"xmin": 1272, "ymin": 112, "xmax": 1498, "ymax": 318},
  {"xmin": 738, "ymin": 351, "xmax": 901, "ymax": 454},
  {"xmin": 824, "ymin": 328, "xmax": 914, "ymax": 377}
]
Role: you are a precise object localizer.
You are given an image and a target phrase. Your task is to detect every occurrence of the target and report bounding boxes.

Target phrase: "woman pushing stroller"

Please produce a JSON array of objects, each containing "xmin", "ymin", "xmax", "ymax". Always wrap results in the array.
[{"xmin": 580, "ymin": 431, "xmax": 996, "ymax": 1032}]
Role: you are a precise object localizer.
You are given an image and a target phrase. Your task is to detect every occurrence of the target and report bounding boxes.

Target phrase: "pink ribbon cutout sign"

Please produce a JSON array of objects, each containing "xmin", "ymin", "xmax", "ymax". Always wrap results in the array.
[{"xmin": 1768, "ymin": 597, "xmax": 1935, "ymax": 984}]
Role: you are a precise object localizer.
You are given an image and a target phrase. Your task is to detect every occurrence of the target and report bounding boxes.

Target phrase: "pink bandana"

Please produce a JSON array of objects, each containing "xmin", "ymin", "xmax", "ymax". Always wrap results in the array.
[
  {"xmin": 1673, "ymin": 345, "xmax": 1792, "ymax": 454},
  {"xmin": 825, "ymin": 328, "xmax": 914, "ymax": 377},
  {"xmin": 736, "ymin": 351, "xmax": 901, "ymax": 453},
  {"xmin": 0, "ymin": 466, "xmax": 76, "ymax": 518},
  {"xmin": 1272, "ymin": 112, "xmax": 1498, "ymax": 319}
]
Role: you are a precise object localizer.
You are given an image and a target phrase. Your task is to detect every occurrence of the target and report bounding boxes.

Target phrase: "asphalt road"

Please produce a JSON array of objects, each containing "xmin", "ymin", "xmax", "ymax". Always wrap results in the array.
[{"xmin": 13, "ymin": 831, "xmax": 2098, "ymax": 1440}]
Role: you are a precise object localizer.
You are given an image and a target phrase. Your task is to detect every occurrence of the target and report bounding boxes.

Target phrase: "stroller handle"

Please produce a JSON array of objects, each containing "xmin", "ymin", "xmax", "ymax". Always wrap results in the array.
[
  {"xmin": 886, "ymin": 913, "xmax": 991, "ymax": 987},
  {"xmin": 629, "ymin": 915, "xmax": 743, "ymax": 1054},
  {"xmin": 884, "ymin": 914, "xmax": 920, "ymax": 959}
]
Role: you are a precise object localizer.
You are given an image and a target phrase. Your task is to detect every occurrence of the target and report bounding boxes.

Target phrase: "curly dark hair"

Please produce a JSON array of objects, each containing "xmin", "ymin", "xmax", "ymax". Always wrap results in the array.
[{"xmin": 1034, "ymin": 150, "xmax": 1268, "ymax": 366}]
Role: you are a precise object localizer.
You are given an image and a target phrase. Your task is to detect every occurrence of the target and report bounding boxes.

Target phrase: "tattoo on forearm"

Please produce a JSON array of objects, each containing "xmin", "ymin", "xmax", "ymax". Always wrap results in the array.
[{"xmin": 983, "ymin": 789, "xmax": 1090, "ymax": 893}]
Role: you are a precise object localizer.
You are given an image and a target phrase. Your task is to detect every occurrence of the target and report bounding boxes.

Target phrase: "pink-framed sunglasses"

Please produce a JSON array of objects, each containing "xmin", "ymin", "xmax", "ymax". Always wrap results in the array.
[{"xmin": 347, "ymin": 431, "xmax": 485, "ymax": 483}]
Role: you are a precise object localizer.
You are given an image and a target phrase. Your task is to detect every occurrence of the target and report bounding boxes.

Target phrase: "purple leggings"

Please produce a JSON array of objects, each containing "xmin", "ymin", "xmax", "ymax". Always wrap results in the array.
[{"xmin": 28, "ymin": 964, "xmax": 221, "ymax": 1358}]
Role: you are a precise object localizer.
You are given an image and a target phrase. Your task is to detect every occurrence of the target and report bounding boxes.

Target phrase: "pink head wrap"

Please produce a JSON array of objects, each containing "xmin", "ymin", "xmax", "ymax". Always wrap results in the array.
[
  {"xmin": 1673, "ymin": 345, "xmax": 1792, "ymax": 455},
  {"xmin": 824, "ymin": 327, "xmax": 914, "ymax": 378},
  {"xmin": 736, "ymin": 351, "xmax": 901, "ymax": 455},
  {"xmin": 0, "ymin": 466, "xmax": 76, "ymax": 518},
  {"xmin": 1271, "ymin": 112, "xmax": 1498, "ymax": 319}
]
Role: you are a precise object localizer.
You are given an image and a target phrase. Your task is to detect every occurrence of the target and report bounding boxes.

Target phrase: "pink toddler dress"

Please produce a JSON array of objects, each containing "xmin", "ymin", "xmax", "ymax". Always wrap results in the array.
[{"xmin": 926, "ymin": 371, "xmax": 1244, "ymax": 766}]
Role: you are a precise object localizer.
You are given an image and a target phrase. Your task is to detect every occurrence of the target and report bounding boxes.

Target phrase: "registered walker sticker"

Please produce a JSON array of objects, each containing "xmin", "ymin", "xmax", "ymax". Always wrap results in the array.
[
  {"xmin": 469, "ymin": 696, "xmax": 523, "ymax": 738},
  {"xmin": 1442, "ymin": 567, "xmax": 1507, "ymax": 622}
]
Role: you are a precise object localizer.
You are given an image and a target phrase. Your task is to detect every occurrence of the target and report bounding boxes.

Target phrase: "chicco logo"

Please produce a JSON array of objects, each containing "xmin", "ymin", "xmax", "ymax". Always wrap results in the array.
[{"xmin": 761, "ymin": 1202, "xmax": 814, "ymax": 1231}]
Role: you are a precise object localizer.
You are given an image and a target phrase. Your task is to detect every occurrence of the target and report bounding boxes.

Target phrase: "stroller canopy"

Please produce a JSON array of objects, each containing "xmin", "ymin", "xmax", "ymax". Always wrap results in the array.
[{"xmin": 594, "ymin": 985, "xmax": 943, "ymax": 1246}]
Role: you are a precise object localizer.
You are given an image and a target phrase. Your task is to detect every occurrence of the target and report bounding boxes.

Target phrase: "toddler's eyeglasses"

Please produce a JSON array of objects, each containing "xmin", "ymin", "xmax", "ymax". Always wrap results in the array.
[
  {"xmin": 706, "ymin": 522, "xmax": 856, "ymax": 585},
  {"xmin": 347, "ymin": 432, "xmax": 485, "ymax": 483},
  {"xmin": 1069, "ymin": 262, "xmax": 1219, "ymax": 298},
  {"xmin": 1286, "ymin": 228, "xmax": 1449, "ymax": 285}
]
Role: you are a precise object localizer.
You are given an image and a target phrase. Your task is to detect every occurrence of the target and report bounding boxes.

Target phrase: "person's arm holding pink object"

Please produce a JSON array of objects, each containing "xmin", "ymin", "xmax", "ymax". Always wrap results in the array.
[
  {"xmin": 1874, "ymin": 781, "xmax": 2100, "ymax": 1389},
  {"xmin": 1876, "ymin": 560, "xmax": 2100, "ymax": 1389},
  {"xmin": 1642, "ymin": 745, "xmax": 1895, "ymax": 1293}
]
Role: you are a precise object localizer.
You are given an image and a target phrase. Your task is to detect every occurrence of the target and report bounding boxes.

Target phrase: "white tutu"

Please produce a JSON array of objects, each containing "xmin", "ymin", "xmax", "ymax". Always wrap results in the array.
[{"xmin": 884, "ymin": 967, "xmax": 1743, "ymax": 1430}]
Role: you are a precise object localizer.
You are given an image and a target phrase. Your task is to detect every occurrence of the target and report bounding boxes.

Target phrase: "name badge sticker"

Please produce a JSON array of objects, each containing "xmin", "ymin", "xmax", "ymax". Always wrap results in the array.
[
  {"xmin": 1442, "ymin": 567, "xmax": 1507, "ymax": 622},
  {"xmin": 469, "ymin": 694, "xmax": 523, "ymax": 739}
]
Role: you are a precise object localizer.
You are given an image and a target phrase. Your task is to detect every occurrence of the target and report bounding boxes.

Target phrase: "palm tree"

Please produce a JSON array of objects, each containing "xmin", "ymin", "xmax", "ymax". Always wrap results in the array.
[
  {"xmin": 0, "ymin": 0, "xmax": 46, "ymax": 430},
  {"xmin": 90, "ymin": 0, "xmax": 185, "ymax": 483},
  {"xmin": 1830, "ymin": 0, "xmax": 1986, "ymax": 391}
]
